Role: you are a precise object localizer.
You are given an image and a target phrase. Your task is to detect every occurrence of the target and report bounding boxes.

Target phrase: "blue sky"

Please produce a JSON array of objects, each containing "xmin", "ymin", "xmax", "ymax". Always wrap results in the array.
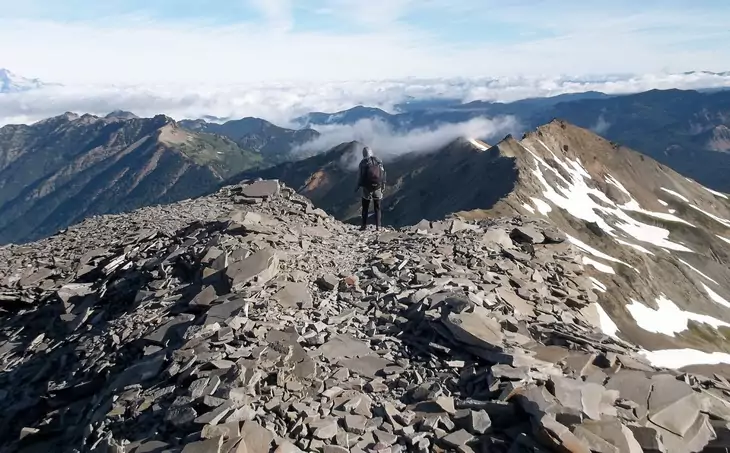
[{"xmin": 0, "ymin": 0, "xmax": 728, "ymax": 84}]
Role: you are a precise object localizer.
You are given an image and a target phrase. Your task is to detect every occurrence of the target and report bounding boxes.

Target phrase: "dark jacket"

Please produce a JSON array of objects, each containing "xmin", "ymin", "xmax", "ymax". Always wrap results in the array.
[{"xmin": 357, "ymin": 156, "xmax": 386, "ymax": 188}]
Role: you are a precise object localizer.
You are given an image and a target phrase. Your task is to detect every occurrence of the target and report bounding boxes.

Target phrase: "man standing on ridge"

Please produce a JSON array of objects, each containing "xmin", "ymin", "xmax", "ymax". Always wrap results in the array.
[{"xmin": 356, "ymin": 146, "xmax": 386, "ymax": 231}]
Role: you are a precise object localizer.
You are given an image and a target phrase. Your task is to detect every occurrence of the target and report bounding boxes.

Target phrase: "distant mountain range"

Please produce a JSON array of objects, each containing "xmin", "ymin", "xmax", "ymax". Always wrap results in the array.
[
  {"xmin": 0, "ymin": 113, "xmax": 309, "ymax": 244},
  {"xmin": 0, "ymin": 68, "xmax": 54, "ymax": 93},
  {"xmin": 295, "ymin": 89, "xmax": 730, "ymax": 193},
  {"xmin": 3, "ymin": 85, "xmax": 730, "ymax": 243}
]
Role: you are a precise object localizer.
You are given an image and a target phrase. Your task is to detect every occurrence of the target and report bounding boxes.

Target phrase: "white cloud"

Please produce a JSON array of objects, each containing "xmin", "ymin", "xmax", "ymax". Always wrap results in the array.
[
  {"xmin": 0, "ymin": 2, "xmax": 729, "ymax": 130},
  {"xmin": 591, "ymin": 115, "xmax": 611, "ymax": 135},
  {"xmin": 248, "ymin": 0, "xmax": 293, "ymax": 31},
  {"xmin": 0, "ymin": 2, "xmax": 729, "ymax": 86},
  {"xmin": 293, "ymin": 116, "xmax": 520, "ymax": 169},
  {"xmin": 1, "ymin": 72, "xmax": 730, "ymax": 127},
  {"xmin": 320, "ymin": 0, "xmax": 415, "ymax": 27}
]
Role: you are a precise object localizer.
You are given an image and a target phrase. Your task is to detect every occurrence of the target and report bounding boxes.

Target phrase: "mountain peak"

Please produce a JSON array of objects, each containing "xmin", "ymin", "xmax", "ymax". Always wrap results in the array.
[
  {"xmin": 0, "ymin": 68, "xmax": 48, "ymax": 93},
  {"xmin": 465, "ymin": 137, "xmax": 490, "ymax": 151},
  {"xmin": 105, "ymin": 110, "xmax": 138, "ymax": 120}
]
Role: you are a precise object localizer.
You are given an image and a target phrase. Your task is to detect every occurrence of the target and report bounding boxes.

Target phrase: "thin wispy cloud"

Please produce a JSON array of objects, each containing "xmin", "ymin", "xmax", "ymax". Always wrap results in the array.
[
  {"xmin": 0, "ymin": 0, "xmax": 728, "ymax": 85},
  {"xmin": 0, "ymin": 0, "xmax": 729, "ymax": 126},
  {"xmin": 591, "ymin": 115, "xmax": 612, "ymax": 135},
  {"xmin": 249, "ymin": 0, "xmax": 294, "ymax": 31}
]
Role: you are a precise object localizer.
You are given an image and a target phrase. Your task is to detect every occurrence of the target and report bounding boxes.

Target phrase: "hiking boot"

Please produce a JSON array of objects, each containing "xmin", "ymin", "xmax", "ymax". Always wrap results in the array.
[{"xmin": 359, "ymin": 225, "xmax": 367, "ymax": 231}]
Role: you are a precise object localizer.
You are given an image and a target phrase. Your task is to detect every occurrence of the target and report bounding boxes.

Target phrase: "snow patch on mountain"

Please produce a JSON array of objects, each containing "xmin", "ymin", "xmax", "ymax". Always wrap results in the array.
[
  {"xmin": 566, "ymin": 234, "xmax": 630, "ymax": 268},
  {"xmin": 702, "ymin": 185, "xmax": 729, "ymax": 200},
  {"xmin": 703, "ymin": 283, "xmax": 730, "ymax": 309},
  {"xmin": 640, "ymin": 349, "xmax": 730, "ymax": 369},
  {"xmin": 615, "ymin": 238, "xmax": 654, "ymax": 255},
  {"xmin": 660, "ymin": 187, "xmax": 690, "ymax": 202},
  {"xmin": 530, "ymin": 198, "xmax": 552, "ymax": 215},
  {"xmin": 0, "ymin": 68, "xmax": 48, "ymax": 93},
  {"xmin": 507, "ymin": 126, "xmax": 730, "ymax": 368},
  {"xmin": 523, "ymin": 142, "xmax": 695, "ymax": 253},
  {"xmin": 679, "ymin": 258, "xmax": 718, "ymax": 284},
  {"xmin": 690, "ymin": 204, "xmax": 730, "ymax": 228},
  {"xmin": 595, "ymin": 303, "xmax": 620, "ymax": 338},
  {"xmin": 466, "ymin": 138, "xmax": 489, "ymax": 151},
  {"xmin": 521, "ymin": 203, "xmax": 535, "ymax": 214},
  {"xmin": 582, "ymin": 256, "xmax": 615, "ymax": 274},
  {"xmin": 627, "ymin": 295, "xmax": 730, "ymax": 336},
  {"xmin": 589, "ymin": 277, "xmax": 607, "ymax": 293}
]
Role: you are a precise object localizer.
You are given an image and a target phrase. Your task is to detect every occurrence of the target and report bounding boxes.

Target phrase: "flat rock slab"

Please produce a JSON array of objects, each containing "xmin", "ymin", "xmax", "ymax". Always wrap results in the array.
[
  {"xmin": 442, "ymin": 429, "xmax": 474, "ymax": 448},
  {"xmin": 145, "ymin": 314, "xmax": 195, "ymax": 345},
  {"xmin": 339, "ymin": 354, "xmax": 394, "ymax": 379},
  {"xmin": 266, "ymin": 329, "xmax": 316, "ymax": 380},
  {"xmin": 273, "ymin": 282, "xmax": 313, "ymax": 309},
  {"xmin": 605, "ymin": 371, "xmax": 653, "ymax": 418},
  {"xmin": 481, "ymin": 229, "xmax": 515, "ymax": 249},
  {"xmin": 275, "ymin": 442, "xmax": 305, "ymax": 453},
  {"xmin": 549, "ymin": 375, "xmax": 614, "ymax": 420},
  {"xmin": 241, "ymin": 180, "xmax": 280, "ymax": 198},
  {"xmin": 660, "ymin": 413, "xmax": 715, "ymax": 453},
  {"xmin": 542, "ymin": 227, "xmax": 567, "ymax": 243},
  {"xmin": 496, "ymin": 287, "xmax": 535, "ymax": 318},
  {"xmin": 510, "ymin": 226, "xmax": 545, "ymax": 244},
  {"xmin": 576, "ymin": 419, "xmax": 643, "ymax": 453},
  {"xmin": 442, "ymin": 306, "xmax": 504, "ymax": 351},
  {"xmin": 316, "ymin": 274, "xmax": 339, "ymax": 290},
  {"xmin": 205, "ymin": 298, "xmax": 248, "ymax": 324},
  {"xmin": 315, "ymin": 334, "xmax": 374, "ymax": 361},
  {"xmin": 226, "ymin": 248, "xmax": 279, "ymax": 291},
  {"xmin": 181, "ymin": 436, "xmax": 223, "ymax": 453},
  {"xmin": 302, "ymin": 226, "xmax": 333, "ymax": 239},
  {"xmin": 19, "ymin": 268, "xmax": 54, "ymax": 287},
  {"xmin": 190, "ymin": 285, "xmax": 218, "ymax": 307},
  {"xmin": 240, "ymin": 420, "xmax": 274, "ymax": 453},
  {"xmin": 647, "ymin": 376, "xmax": 700, "ymax": 437}
]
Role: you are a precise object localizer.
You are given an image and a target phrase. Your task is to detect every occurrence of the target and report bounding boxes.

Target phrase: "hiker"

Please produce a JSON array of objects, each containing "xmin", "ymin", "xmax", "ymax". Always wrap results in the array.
[{"xmin": 356, "ymin": 146, "xmax": 386, "ymax": 230}]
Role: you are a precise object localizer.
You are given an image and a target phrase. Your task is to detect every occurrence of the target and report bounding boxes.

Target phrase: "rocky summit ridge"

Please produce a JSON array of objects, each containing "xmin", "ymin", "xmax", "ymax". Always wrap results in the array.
[
  {"xmin": 2, "ymin": 180, "xmax": 730, "ymax": 453},
  {"xmin": 239, "ymin": 120, "xmax": 730, "ymax": 362}
]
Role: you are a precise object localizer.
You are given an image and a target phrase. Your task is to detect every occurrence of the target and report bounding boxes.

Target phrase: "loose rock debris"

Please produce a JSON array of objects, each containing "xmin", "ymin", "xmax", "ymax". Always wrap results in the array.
[{"xmin": 1, "ymin": 179, "xmax": 729, "ymax": 453}]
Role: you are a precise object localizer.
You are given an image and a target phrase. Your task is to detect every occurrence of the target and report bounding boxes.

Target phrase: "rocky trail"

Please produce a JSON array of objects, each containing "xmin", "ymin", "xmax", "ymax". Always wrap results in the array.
[{"xmin": 1, "ymin": 180, "xmax": 730, "ymax": 453}]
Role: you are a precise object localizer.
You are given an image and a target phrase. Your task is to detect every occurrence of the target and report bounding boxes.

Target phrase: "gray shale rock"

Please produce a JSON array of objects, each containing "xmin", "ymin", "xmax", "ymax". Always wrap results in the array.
[{"xmin": 0, "ymin": 179, "xmax": 726, "ymax": 453}]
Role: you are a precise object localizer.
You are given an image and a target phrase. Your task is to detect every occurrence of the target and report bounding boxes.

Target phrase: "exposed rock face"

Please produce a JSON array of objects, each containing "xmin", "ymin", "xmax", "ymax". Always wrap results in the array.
[
  {"xmin": 179, "ymin": 117, "xmax": 320, "ymax": 165},
  {"xmin": 2, "ymin": 180, "xmax": 730, "ymax": 453},
  {"xmin": 240, "ymin": 121, "xmax": 730, "ymax": 359},
  {"xmin": 541, "ymin": 88, "xmax": 730, "ymax": 192},
  {"xmin": 0, "ymin": 113, "xmax": 265, "ymax": 245}
]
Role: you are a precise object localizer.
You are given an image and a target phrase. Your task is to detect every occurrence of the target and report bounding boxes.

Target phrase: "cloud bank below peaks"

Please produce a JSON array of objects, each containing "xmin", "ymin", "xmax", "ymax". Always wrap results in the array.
[
  {"xmin": 1, "ymin": 71, "xmax": 730, "ymax": 127},
  {"xmin": 295, "ymin": 116, "xmax": 521, "ymax": 170}
]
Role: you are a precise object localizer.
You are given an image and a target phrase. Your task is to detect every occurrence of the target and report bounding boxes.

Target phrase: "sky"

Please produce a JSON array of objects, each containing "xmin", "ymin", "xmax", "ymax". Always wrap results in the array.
[
  {"xmin": 1, "ymin": 1, "xmax": 730, "ymax": 126},
  {"xmin": 1, "ymin": 0, "xmax": 729, "ymax": 84}
]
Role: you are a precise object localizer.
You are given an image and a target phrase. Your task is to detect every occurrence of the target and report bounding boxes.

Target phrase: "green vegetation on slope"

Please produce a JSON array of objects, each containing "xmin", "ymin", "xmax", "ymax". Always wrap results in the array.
[{"xmin": 177, "ymin": 133, "xmax": 264, "ymax": 178}]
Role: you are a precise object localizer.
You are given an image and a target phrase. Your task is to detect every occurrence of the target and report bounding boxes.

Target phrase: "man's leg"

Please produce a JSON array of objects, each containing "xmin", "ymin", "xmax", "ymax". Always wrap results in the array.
[
  {"xmin": 373, "ymin": 197, "xmax": 381, "ymax": 230},
  {"xmin": 361, "ymin": 196, "xmax": 370, "ymax": 230}
]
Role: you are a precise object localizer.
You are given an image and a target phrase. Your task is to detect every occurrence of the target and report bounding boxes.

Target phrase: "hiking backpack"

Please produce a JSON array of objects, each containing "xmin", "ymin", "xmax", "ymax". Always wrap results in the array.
[{"xmin": 363, "ymin": 157, "xmax": 383, "ymax": 188}]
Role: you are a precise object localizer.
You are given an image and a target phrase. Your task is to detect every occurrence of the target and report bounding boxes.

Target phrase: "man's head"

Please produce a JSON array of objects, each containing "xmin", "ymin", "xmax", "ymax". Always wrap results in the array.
[{"xmin": 362, "ymin": 146, "xmax": 373, "ymax": 158}]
